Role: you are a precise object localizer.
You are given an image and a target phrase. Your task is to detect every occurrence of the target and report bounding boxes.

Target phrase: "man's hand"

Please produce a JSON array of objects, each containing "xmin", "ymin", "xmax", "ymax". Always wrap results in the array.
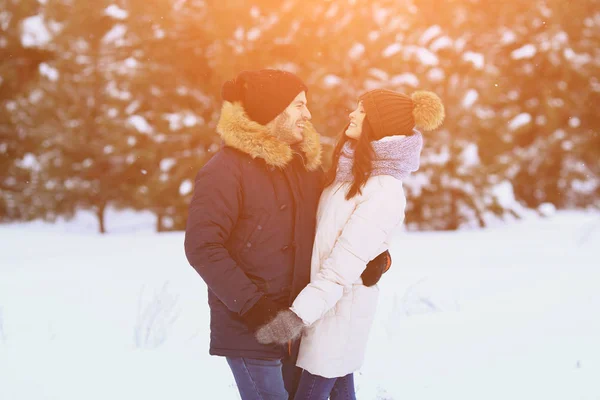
[
  {"xmin": 255, "ymin": 309, "xmax": 304, "ymax": 345},
  {"xmin": 240, "ymin": 296, "xmax": 285, "ymax": 331}
]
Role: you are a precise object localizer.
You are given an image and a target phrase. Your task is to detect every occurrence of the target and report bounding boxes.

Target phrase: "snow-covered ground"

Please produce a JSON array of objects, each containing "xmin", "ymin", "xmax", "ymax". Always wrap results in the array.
[{"xmin": 1, "ymin": 210, "xmax": 599, "ymax": 400}]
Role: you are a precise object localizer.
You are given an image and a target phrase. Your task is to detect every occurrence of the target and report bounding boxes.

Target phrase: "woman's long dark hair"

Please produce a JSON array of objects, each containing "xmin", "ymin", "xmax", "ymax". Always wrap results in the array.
[{"xmin": 324, "ymin": 120, "xmax": 375, "ymax": 200}]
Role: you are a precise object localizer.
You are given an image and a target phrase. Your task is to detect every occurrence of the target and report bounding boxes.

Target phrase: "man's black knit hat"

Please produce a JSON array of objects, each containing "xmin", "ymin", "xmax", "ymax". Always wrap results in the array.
[{"xmin": 221, "ymin": 69, "xmax": 308, "ymax": 125}]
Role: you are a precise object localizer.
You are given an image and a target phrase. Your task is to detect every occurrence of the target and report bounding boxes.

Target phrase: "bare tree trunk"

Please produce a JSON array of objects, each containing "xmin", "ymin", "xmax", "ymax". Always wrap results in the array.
[
  {"xmin": 97, "ymin": 202, "xmax": 106, "ymax": 234},
  {"xmin": 156, "ymin": 212, "xmax": 164, "ymax": 233},
  {"xmin": 449, "ymin": 189, "xmax": 459, "ymax": 230}
]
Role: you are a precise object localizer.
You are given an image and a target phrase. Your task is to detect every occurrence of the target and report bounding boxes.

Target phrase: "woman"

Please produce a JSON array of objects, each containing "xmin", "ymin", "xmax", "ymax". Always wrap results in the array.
[{"xmin": 256, "ymin": 89, "xmax": 445, "ymax": 399}]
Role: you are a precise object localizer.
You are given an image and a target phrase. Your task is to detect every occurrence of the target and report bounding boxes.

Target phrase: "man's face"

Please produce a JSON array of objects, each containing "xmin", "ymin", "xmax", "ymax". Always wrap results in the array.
[{"xmin": 270, "ymin": 91, "xmax": 311, "ymax": 145}]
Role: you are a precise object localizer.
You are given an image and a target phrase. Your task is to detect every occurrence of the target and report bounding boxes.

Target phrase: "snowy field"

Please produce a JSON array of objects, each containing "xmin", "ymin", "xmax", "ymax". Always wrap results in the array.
[{"xmin": 1, "ymin": 209, "xmax": 599, "ymax": 400}]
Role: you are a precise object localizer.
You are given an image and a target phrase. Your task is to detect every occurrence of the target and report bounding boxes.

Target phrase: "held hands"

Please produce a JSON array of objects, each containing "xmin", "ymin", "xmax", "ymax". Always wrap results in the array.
[
  {"xmin": 255, "ymin": 309, "xmax": 305, "ymax": 345},
  {"xmin": 252, "ymin": 250, "xmax": 392, "ymax": 345}
]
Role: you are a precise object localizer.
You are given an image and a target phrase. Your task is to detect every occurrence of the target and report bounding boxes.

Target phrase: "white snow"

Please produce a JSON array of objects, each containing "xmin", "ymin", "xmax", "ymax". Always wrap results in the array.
[
  {"xmin": 383, "ymin": 43, "xmax": 402, "ymax": 57},
  {"xmin": 501, "ymin": 30, "xmax": 517, "ymax": 44},
  {"xmin": 107, "ymin": 108, "xmax": 118, "ymax": 118},
  {"xmin": 39, "ymin": 63, "xmax": 59, "ymax": 81},
  {"xmin": 568, "ymin": 117, "xmax": 581, "ymax": 128},
  {"xmin": 324, "ymin": 3, "xmax": 339, "ymax": 18},
  {"xmin": 538, "ymin": 203, "xmax": 557, "ymax": 217},
  {"xmin": 164, "ymin": 113, "xmax": 202, "ymax": 131},
  {"xmin": 463, "ymin": 52, "xmax": 485, "ymax": 69},
  {"xmin": 460, "ymin": 143, "xmax": 480, "ymax": 167},
  {"xmin": 28, "ymin": 89, "xmax": 43, "ymax": 104},
  {"xmin": 348, "ymin": 43, "xmax": 365, "ymax": 59},
  {"xmin": 323, "ymin": 74, "xmax": 342, "ymax": 87},
  {"xmin": 511, "ymin": 44, "xmax": 537, "ymax": 60},
  {"xmin": 368, "ymin": 31, "xmax": 380, "ymax": 42},
  {"xmin": 391, "ymin": 73, "xmax": 419, "ymax": 87},
  {"xmin": 373, "ymin": 8, "xmax": 390, "ymax": 26},
  {"xmin": 369, "ymin": 68, "xmax": 389, "ymax": 81},
  {"xmin": 125, "ymin": 100, "xmax": 141, "ymax": 115},
  {"xmin": 454, "ymin": 37, "xmax": 466, "ymax": 52},
  {"xmin": 490, "ymin": 180, "xmax": 517, "ymax": 208},
  {"xmin": 21, "ymin": 15, "xmax": 51, "ymax": 47},
  {"xmin": 421, "ymin": 146, "xmax": 450, "ymax": 166},
  {"xmin": 183, "ymin": 114, "xmax": 199, "ymax": 127},
  {"xmin": 364, "ymin": 79, "xmax": 384, "ymax": 91},
  {"xmin": 462, "ymin": 89, "xmax": 479, "ymax": 108},
  {"xmin": 159, "ymin": 158, "xmax": 176, "ymax": 172},
  {"xmin": 154, "ymin": 28, "xmax": 166, "ymax": 40},
  {"xmin": 126, "ymin": 154, "xmax": 136, "ymax": 164},
  {"xmin": 128, "ymin": 115, "xmax": 153, "ymax": 134},
  {"xmin": 572, "ymin": 178, "xmax": 599, "ymax": 194},
  {"xmin": 247, "ymin": 28, "xmax": 261, "ymax": 41},
  {"xmin": 562, "ymin": 140, "xmax": 574, "ymax": 151},
  {"xmin": 409, "ymin": 46, "xmax": 439, "ymax": 66},
  {"xmin": 103, "ymin": 24, "xmax": 127, "ymax": 44},
  {"xmin": 165, "ymin": 114, "xmax": 183, "ymax": 131},
  {"xmin": 105, "ymin": 5, "xmax": 129, "ymax": 20},
  {"xmin": 552, "ymin": 32, "xmax": 569, "ymax": 49},
  {"xmin": 16, "ymin": 153, "xmax": 41, "ymax": 171},
  {"xmin": 234, "ymin": 27, "xmax": 244, "ymax": 41},
  {"xmin": 124, "ymin": 57, "xmax": 138, "ymax": 69},
  {"xmin": 509, "ymin": 113, "xmax": 532, "ymax": 131},
  {"xmin": 430, "ymin": 36, "xmax": 453, "ymax": 52},
  {"xmin": 419, "ymin": 25, "xmax": 442, "ymax": 45},
  {"xmin": 563, "ymin": 48, "xmax": 592, "ymax": 65},
  {"xmin": 426, "ymin": 68, "xmax": 444, "ymax": 83},
  {"xmin": 179, "ymin": 180, "xmax": 193, "ymax": 196},
  {"xmin": 106, "ymin": 82, "xmax": 131, "ymax": 101},
  {"xmin": 1, "ymin": 210, "xmax": 599, "ymax": 400}
]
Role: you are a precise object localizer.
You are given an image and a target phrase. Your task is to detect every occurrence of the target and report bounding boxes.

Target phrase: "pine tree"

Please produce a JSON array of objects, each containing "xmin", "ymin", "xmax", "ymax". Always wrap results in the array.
[
  {"xmin": 15, "ymin": 0, "xmax": 141, "ymax": 232},
  {"xmin": 0, "ymin": 0, "xmax": 53, "ymax": 220}
]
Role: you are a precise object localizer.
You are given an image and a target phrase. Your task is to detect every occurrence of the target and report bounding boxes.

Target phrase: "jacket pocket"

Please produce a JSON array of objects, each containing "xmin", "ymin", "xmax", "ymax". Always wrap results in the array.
[
  {"xmin": 352, "ymin": 285, "xmax": 380, "ymax": 319},
  {"xmin": 237, "ymin": 208, "xmax": 270, "ymax": 254}
]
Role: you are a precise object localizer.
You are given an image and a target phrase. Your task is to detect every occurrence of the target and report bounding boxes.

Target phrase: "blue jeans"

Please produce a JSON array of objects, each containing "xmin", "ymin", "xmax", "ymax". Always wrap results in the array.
[
  {"xmin": 226, "ymin": 357, "xmax": 300, "ymax": 400},
  {"xmin": 294, "ymin": 370, "xmax": 356, "ymax": 400}
]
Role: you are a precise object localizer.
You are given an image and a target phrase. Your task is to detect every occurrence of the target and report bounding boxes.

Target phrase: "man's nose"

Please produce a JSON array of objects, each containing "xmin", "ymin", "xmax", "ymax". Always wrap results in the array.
[{"xmin": 303, "ymin": 107, "xmax": 312, "ymax": 120}]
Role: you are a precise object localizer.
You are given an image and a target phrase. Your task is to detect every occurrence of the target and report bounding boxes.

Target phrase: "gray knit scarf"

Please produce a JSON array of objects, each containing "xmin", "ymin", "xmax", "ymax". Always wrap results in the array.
[{"xmin": 334, "ymin": 130, "xmax": 423, "ymax": 183}]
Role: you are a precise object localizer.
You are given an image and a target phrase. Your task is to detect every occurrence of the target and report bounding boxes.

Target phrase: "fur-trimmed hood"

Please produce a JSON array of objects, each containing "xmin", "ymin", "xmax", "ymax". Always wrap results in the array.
[{"xmin": 216, "ymin": 101, "xmax": 322, "ymax": 171}]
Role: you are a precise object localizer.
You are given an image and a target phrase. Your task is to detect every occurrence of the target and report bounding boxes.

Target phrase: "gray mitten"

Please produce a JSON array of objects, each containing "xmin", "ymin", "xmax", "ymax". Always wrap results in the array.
[{"xmin": 255, "ymin": 309, "xmax": 304, "ymax": 345}]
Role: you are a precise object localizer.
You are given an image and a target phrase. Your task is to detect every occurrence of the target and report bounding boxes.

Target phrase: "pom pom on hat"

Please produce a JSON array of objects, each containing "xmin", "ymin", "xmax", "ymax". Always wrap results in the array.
[{"xmin": 411, "ymin": 91, "xmax": 445, "ymax": 131}]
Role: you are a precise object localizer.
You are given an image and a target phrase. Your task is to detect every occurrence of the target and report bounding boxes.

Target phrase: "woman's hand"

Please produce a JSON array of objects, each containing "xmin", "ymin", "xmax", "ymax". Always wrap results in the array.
[
  {"xmin": 255, "ymin": 309, "xmax": 305, "ymax": 345},
  {"xmin": 361, "ymin": 250, "xmax": 392, "ymax": 286}
]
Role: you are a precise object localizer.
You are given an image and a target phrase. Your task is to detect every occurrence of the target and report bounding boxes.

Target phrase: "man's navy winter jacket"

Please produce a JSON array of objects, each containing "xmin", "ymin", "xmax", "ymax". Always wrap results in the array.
[{"xmin": 185, "ymin": 101, "xmax": 323, "ymax": 359}]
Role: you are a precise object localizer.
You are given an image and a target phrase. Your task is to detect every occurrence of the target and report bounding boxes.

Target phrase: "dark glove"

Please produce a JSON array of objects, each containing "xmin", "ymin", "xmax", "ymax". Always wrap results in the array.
[
  {"xmin": 361, "ymin": 250, "xmax": 392, "ymax": 287},
  {"xmin": 255, "ymin": 309, "xmax": 305, "ymax": 345},
  {"xmin": 240, "ymin": 296, "xmax": 285, "ymax": 332}
]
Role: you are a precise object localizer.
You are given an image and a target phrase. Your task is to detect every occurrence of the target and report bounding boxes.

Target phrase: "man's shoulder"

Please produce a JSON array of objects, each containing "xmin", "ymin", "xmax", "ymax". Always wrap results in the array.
[
  {"xmin": 197, "ymin": 146, "xmax": 266, "ymax": 182},
  {"xmin": 201, "ymin": 147, "xmax": 244, "ymax": 170},
  {"xmin": 194, "ymin": 147, "xmax": 244, "ymax": 181}
]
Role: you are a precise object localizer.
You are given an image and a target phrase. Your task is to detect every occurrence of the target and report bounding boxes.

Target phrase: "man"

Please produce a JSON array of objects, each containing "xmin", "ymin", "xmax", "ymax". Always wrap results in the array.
[{"xmin": 184, "ymin": 69, "xmax": 323, "ymax": 399}]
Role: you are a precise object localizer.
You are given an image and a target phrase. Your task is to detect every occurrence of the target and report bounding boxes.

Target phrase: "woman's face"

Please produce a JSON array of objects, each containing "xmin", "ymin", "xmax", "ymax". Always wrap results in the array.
[{"xmin": 344, "ymin": 101, "xmax": 366, "ymax": 140}]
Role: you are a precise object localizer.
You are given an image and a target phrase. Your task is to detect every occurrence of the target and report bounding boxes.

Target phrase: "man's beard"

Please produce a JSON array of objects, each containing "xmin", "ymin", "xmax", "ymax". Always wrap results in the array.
[{"xmin": 271, "ymin": 112, "xmax": 302, "ymax": 145}]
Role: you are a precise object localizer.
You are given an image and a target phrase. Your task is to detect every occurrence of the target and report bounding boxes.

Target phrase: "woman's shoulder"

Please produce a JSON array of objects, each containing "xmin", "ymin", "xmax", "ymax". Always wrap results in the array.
[{"xmin": 364, "ymin": 175, "xmax": 405, "ymax": 195}]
